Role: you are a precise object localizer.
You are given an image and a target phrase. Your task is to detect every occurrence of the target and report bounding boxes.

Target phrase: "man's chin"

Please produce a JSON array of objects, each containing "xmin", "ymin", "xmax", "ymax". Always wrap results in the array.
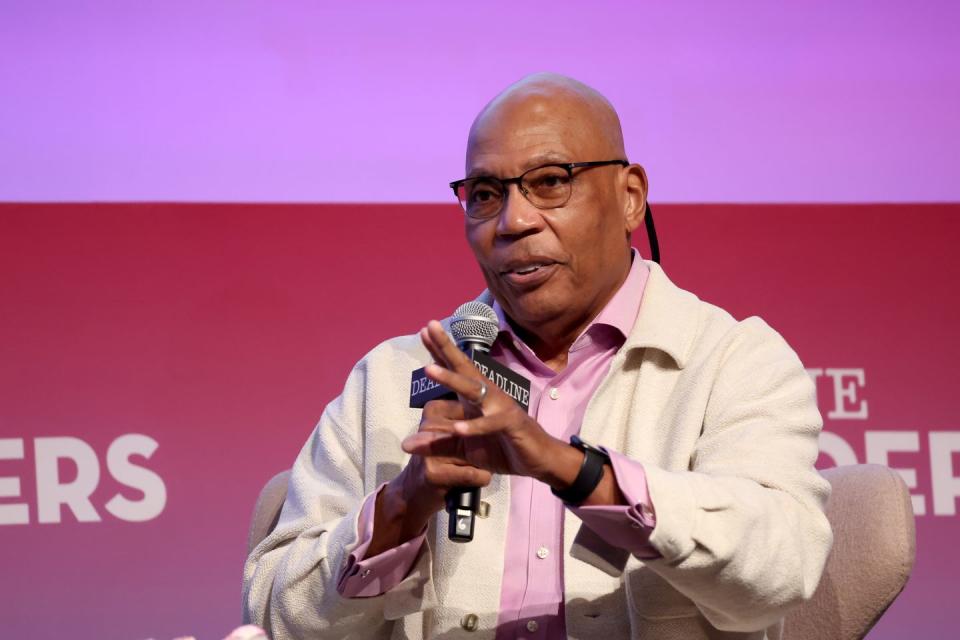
[{"xmin": 496, "ymin": 292, "xmax": 566, "ymax": 331}]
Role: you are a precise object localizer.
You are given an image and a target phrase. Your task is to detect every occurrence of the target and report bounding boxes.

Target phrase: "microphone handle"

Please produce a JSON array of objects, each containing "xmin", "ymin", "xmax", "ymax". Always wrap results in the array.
[
  {"xmin": 445, "ymin": 342, "xmax": 489, "ymax": 543},
  {"xmin": 445, "ymin": 486, "xmax": 480, "ymax": 543}
]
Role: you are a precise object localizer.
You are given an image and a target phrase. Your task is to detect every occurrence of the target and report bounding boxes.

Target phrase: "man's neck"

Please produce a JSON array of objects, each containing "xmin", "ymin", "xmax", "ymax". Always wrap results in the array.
[
  {"xmin": 510, "ymin": 322, "xmax": 573, "ymax": 373},
  {"xmin": 508, "ymin": 255, "xmax": 634, "ymax": 373}
]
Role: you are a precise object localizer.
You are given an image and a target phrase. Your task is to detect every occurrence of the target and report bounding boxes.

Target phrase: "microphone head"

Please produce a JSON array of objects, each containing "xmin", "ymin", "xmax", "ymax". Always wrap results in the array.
[{"xmin": 450, "ymin": 301, "xmax": 499, "ymax": 351}]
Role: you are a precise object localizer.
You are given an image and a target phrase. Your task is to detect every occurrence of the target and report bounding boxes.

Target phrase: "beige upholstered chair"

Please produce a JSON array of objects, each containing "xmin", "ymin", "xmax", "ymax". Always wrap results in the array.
[
  {"xmin": 246, "ymin": 464, "xmax": 915, "ymax": 639},
  {"xmin": 247, "ymin": 469, "xmax": 292, "ymax": 557},
  {"xmin": 782, "ymin": 464, "xmax": 916, "ymax": 639}
]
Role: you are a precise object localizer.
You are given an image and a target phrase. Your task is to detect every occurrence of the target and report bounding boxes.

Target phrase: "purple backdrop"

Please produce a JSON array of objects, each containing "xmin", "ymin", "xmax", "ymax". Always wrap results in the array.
[{"xmin": 1, "ymin": 0, "xmax": 958, "ymax": 203}]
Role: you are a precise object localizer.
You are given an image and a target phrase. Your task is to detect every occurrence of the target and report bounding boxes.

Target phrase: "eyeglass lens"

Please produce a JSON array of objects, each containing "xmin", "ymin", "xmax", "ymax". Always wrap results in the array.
[{"xmin": 457, "ymin": 165, "xmax": 572, "ymax": 218}]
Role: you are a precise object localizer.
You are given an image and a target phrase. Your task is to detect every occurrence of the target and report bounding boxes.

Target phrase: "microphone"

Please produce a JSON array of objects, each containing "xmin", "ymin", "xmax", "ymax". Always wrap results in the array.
[
  {"xmin": 407, "ymin": 301, "xmax": 530, "ymax": 541},
  {"xmin": 449, "ymin": 301, "xmax": 500, "ymax": 354},
  {"xmin": 445, "ymin": 301, "xmax": 499, "ymax": 543}
]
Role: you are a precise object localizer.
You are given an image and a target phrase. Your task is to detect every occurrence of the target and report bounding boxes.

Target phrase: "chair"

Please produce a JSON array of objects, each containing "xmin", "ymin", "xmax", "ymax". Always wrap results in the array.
[
  {"xmin": 247, "ymin": 469, "xmax": 291, "ymax": 556},
  {"xmin": 782, "ymin": 464, "xmax": 916, "ymax": 640},
  {"xmin": 247, "ymin": 464, "xmax": 915, "ymax": 639}
]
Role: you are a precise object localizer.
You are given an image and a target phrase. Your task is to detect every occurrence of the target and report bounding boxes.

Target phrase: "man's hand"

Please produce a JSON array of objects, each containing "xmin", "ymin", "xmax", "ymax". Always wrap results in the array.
[
  {"xmin": 401, "ymin": 320, "xmax": 574, "ymax": 485},
  {"xmin": 369, "ymin": 320, "xmax": 620, "ymax": 556},
  {"xmin": 368, "ymin": 395, "xmax": 494, "ymax": 556}
]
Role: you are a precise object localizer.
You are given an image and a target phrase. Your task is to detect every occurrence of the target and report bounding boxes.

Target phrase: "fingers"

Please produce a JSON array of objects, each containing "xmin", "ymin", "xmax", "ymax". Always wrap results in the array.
[
  {"xmin": 426, "ymin": 320, "xmax": 463, "ymax": 367},
  {"xmin": 448, "ymin": 400, "xmax": 527, "ymax": 437},
  {"xmin": 419, "ymin": 327, "xmax": 446, "ymax": 368},
  {"xmin": 419, "ymin": 323, "xmax": 450, "ymax": 369},
  {"xmin": 424, "ymin": 359, "xmax": 503, "ymax": 415},
  {"xmin": 421, "ymin": 320, "xmax": 475, "ymax": 375},
  {"xmin": 425, "ymin": 462, "xmax": 492, "ymax": 489},
  {"xmin": 451, "ymin": 413, "xmax": 506, "ymax": 437},
  {"xmin": 420, "ymin": 321, "xmax": 509, "ymax": 417},
  {"xmin": 414, "ymin": 399, "xmax": 473, "ymax": 455},
  {"xmin": 404, "ymin": 444, "xmax": 492, "ymax": 491},
  {"xmin": 420, "ymin": 399, "xmax": 465, "ymax": 426},
  {"xmin": 402, "ymin": 430, "xmax": 462, "ymax": 457},
  {"xmin": 425, "ymin": 364, "xmax": 490, "ymax": 405}
]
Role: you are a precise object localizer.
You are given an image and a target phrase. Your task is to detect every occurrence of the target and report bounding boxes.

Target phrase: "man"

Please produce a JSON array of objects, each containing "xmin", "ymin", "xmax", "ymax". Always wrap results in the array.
[{"xmin": 242, "ymin": 73, "xmax": 832, "ymax": 639}]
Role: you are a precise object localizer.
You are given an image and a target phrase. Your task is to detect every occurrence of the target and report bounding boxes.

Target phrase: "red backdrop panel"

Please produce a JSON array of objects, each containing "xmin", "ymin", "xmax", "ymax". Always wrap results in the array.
[{"xmin": 0, "ymin": 203, "xmax": 956, "ymax": 639}]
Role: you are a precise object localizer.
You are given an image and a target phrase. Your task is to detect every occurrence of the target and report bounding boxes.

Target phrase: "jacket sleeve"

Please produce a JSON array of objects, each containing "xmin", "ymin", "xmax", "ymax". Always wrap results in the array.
[
  {"xmin": 641, "ymin": 317, "xmax": 833, "ymax": 632},
  {"xmin": 568, "ymin": 451, "xmax": 658, "ymax": 558},
  {"xmin": 241, "ymin": 348, "xmax": 435, "ymax": 640},
  {"xmin": 337, "ymin": 483, "xmax": 428, "ymax": 597}
]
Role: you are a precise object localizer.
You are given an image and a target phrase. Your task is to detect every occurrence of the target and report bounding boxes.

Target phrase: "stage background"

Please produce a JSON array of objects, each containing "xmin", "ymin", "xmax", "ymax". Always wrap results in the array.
[
  {"xmin": 2, "ymin": 1, "xmax": 959, "ymax": 639},
  {"xmin": 1, "ymin": 203, "xmax": 958, "ymax": 639}
]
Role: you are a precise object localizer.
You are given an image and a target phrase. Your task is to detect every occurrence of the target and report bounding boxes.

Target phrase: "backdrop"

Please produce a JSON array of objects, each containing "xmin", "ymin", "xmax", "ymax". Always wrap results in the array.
[
  {"xmin": 2, "ymin": 1, "xmax": 958, "ymax": 638},
  {"xmin": 2, "ymin": 1, "xmax": 958, "ymax": 203},
  {"xmin": 1, "ymin": 202, "xmax": 957, "ymax": 639}
]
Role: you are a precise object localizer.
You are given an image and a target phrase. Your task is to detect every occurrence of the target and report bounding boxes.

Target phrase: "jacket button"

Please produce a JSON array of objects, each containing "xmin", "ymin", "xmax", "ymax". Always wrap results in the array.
[
  {"xmin": 526, "ymin": 620, "xmax": 539, "ymax": 632},
  {"xmin": 460, "ymin": 613, "xmax": 479, "ymax": 631},
  {"xmin": 477, "ymin": 501, "xmax": 491, "ymax": 518}
]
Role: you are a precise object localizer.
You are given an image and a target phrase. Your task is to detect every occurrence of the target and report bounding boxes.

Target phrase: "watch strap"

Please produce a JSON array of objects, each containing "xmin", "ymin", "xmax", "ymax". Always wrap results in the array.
[{"xmin": 551, "ymin": 437, "xmax": 610, "ymax": 505}]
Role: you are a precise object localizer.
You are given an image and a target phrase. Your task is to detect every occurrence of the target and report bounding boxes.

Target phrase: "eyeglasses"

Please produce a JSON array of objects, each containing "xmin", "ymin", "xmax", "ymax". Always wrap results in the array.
[{"xmin": 449, "ymin": 159, "xmax": 629, "ymax": 220}]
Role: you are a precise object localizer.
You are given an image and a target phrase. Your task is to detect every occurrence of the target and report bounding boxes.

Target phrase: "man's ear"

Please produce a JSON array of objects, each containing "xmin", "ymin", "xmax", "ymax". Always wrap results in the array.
[{"xmin": 622, "ymin": 164, "xmax": 649, "ymax": 234}]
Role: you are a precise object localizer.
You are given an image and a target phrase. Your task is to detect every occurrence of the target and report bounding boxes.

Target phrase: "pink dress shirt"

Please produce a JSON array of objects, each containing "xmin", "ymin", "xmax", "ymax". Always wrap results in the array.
[{"xmin": 338, "ymin": 252, "xmax": 658, "ymax": 638}]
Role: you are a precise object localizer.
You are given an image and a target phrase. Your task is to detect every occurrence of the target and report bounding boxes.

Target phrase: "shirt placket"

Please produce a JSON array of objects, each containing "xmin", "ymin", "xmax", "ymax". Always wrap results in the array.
[{"xmin": 514, "ymin": 369, "xmax": 573, "ymax": 639}]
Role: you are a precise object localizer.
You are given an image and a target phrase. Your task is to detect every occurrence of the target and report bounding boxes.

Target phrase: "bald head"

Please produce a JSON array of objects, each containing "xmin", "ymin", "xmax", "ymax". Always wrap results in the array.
[
  {"xmin": 459, "ymin": 73, "xmax": 648, "ymax": 363},
  {"xmin": 467, "ymin": 73, "xmax": 626, "ymax": 169}
]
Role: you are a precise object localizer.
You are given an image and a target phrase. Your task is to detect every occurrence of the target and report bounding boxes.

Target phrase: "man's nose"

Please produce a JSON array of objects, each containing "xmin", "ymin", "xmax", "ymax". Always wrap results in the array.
[{"xmin": 496, "ymin": 184, "xmax": 545, "ymax": 237}]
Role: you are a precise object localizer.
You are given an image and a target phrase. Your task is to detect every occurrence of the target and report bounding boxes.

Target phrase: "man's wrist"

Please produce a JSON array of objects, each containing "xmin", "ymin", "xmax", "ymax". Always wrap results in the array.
[
  {"xmin": 368, "ymin": 475, "xmax": 433, "ymax": 556},
  {"xmin": 536, "ymin": 437, "xmax": 627, "ymax": 507},
  {"xmin": 550, "ymin": 437, "xmax": 610, "ymax": 504},
  {"xmin": 535, "ymin": 436, "xmax": 586, "ymax": 490}
]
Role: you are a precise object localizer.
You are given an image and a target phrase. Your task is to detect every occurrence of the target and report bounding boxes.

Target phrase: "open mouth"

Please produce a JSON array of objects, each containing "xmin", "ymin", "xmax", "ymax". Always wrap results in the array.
[
  {"xmin": 500, "ymin": 260, "xmax": 559, "ymax": 287},
  {"xmin": 501, "ymin": 258, "xmax": 558, "ymax": 275},
  {"xmin": 509, "ymin": 263, "xmax": 550, "ymax": 275}
]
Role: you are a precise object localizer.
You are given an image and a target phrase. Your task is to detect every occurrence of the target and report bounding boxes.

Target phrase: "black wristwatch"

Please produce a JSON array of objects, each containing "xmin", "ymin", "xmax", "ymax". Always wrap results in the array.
[{"xmin": 551, "ymin": 435, "xmax": 611, "ymax": 505}]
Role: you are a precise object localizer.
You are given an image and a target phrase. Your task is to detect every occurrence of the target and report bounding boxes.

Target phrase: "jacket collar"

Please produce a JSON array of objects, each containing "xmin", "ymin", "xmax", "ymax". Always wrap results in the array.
[
  {"xmin": 621, "ymin": 260, "xmax": 699, "ymax": 369},
  {"xmin": 470, "ymin": 259, "xmax": 699, "ymax": 370}
]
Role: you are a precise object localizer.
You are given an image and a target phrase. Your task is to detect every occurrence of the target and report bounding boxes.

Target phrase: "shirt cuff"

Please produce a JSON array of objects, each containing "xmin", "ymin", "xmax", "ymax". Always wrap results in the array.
[
  {"xmin": 336, "ymin": 482, "xmax": 428, "ymax": 598},
  {"xmin": 567, "ymin": 449, "xmax": 660, "ymax": 559}
]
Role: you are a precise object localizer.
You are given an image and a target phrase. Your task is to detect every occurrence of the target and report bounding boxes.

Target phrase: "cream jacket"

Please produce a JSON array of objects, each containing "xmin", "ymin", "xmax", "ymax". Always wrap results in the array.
[{"xmin": 242, "ymin": 261, "xmax": 833, "ymax": 639}]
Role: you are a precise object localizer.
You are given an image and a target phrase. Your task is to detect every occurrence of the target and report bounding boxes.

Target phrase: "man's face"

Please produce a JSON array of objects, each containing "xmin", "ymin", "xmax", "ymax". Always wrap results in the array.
[{"xmin": 464, "ymin": 94, "xmax": 639, "ymax": 339}]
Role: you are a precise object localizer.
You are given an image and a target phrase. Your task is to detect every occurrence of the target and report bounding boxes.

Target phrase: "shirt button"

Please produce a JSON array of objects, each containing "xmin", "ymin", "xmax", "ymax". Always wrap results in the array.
[
  {"xmin": 549, "ymin": 387, "xmax": 560, "ymax": 400},
  {"xmin": 361, "ymin": 568, "xmax": 371, "ymax": 578},
  {"xmin": 526, "ymin": 620, "xmax": 539, "ymax": 632},
  {"xmin": 460, "ymin": 613, "xmax": 479, "ymax": 631},
  {"xmin": 536, "ymin": 546, "xmax": 549, "ymax": 559}
]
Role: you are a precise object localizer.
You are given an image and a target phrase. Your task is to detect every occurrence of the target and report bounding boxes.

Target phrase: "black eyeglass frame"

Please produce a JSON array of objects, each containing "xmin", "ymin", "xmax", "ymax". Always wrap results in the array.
[
  {"xmin": 448, "ymin": 160, "xmax": 629, "ymax": 217},
  {"xmin": 448, "ymin": 159, "xmax": 660, "ymax": 264}
]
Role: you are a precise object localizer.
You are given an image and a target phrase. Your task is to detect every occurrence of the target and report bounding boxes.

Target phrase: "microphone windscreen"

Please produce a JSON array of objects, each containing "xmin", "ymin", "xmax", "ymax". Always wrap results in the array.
[{"xmin": 450, "ymin": 301, "xmax": 498, "ymax": 350}]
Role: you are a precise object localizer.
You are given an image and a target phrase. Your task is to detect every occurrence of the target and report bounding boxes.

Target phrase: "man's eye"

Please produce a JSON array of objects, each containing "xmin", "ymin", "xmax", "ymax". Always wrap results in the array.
[
  {"xmin": 541, "ymin": 176, "xmax": 562, "ymax": 188},
  {"xmin": 530, "ymin": 172, "xmax": 569, "ymax": 190},
  {"xmin": 470, "ymin": 186, "xmax": 499, "ymax": 203}
]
